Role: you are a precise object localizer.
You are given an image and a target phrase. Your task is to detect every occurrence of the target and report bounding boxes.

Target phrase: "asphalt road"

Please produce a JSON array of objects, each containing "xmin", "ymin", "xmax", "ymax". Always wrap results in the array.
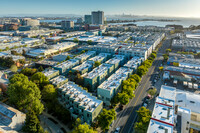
[{"xmin": 109, "ymin": 38, "xmax": 171, "ymax": 133}]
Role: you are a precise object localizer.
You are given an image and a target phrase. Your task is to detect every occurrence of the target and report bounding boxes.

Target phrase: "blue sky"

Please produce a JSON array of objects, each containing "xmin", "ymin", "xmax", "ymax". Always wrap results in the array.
[{"xmin": 1, "ymin": 0, "xmax": 200, "ymax": 18}]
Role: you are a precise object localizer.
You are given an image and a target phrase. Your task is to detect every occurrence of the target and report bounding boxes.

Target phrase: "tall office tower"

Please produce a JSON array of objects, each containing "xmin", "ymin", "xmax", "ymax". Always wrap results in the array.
[
  {"xmin": 61, "ymin": 20, "xmax": 74, "ymax": 29},
  {"xmin": 84, "ymin": 15, "xmax": 92, "ymax": 24},
  {"xmin": 91, "ymin": 11, "xmax": 104, "ymax": 25}
]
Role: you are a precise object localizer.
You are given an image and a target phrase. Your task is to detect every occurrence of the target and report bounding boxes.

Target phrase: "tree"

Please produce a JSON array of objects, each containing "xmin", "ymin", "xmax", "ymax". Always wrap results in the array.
[
  {"xmin": 98, "ymin": 109, "xmax": 116, "ymax": 131},
  {"xmin": 72, "ymin": 123, "xmax": 97, "ymax": 133},
  {"xmin": 118, "ymin": 93, "xmax": 129, "ymax": 105},
  {"xmin": 38, "ymin": 66, "xmax": 44, "ymax": 72},
  {"xmin": 148, "ymin": 88, "xmax": 157, "ymax": 96},
  {"xmin": 81, "ymin": 50, "xmax": 85, "ymax": 54},
  {"xmin": 23, "ymin": 110, "xmax": 47, "ymax": 133},
  {"xmin": 142, "ymin": 60, "xmax": 152, "ymax": 68},
  {"xmin": 150, "ymin": 53, "xmax": 157, "ymax": 59},
  {"xmin": 21, "ymin": 68, "xmax": 37, "ymax": 77},
  {"xmin": 130, "ymin": 74, "xmax": 141, "ymax": 83},
  {"xmin": 137, "ymin": 66, "xmax": 148, "ymax": 77},
  {"xmin": 42, "ymin": 84, "xmax": 57, "ymax": 101},
  {"xmin": 10, "ymin": 65, "xmax": 18, "ymax": 73},
  {"xmin": 31, "ymin": 72, "xmax": 49, "ymax": 90},
  {"xmin": 134, "ymin": 107, "xmax": 151, "ymax": 133},
  {"xmin": 94, "ymin": 61, "xmax": 101, "ymax": 68},
  {"xmin": 8, "ymin": 74, "xmax": 44, "ymax": 114},
  {"xmin": 87, "ymin": 40, "xmax": 93, "ymax": 45},
  {"xmin": 122, "ymin": 87, "xmax": 135, "ymax": 99},
  {"xmin": 66, "ymin": 55, "xmax": 72, "ymax": 61},
  {"xmin": 73, "ymin": 38, "xmax": 79, "ymax": 43},
  {"xmin": 159, "ymin": 66, "xmax": 164, "ymax": 71},
  {"xmin": 162, "ymin": 54, "xmax": 169, "ymax": 61},
  {"xmin": 166, "ymin": 49, "xmax": 172, "ymax": 53},
  {"xmin": 23, "ymin": 110, "xmax": 40, "ymax": 133}
]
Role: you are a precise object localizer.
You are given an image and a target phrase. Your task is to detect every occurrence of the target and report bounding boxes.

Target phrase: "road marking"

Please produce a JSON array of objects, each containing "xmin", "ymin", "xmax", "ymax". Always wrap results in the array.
[{"xmin": 120, "ymin": 59, "xmax": 159, "ymax": 133}]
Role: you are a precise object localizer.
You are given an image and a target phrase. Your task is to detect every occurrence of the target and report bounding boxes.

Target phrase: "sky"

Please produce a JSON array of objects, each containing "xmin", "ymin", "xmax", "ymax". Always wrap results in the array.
[{"xmin": 1, "ymin": 0, "xmax": 200, "ymax": 18}]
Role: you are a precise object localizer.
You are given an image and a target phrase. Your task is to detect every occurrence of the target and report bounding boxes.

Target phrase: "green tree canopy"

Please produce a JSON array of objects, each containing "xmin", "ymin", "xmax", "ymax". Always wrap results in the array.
[
  {"xmin": 130, "ymin": 74, "xmax": 141, "ymax": 83},
  {"xmin": 23, "ymin": 110, "xmax": 47, "ymax": 133},
  {"xmin": 31, "ymin": 72, "xmax": 49, "ymax": 90},
  {"xmin": 8, "ymin": 74, "xmax": 44, "ymax": 114},
  {"xmin": 134, "ymin": 107, "xmax": 151, "ymax": 132},
  {"xmin": 136, "ymin": 66, "xmax": 148, "ymax": 77},
  {"xmin": 94, "ymin": 61, "xmax": 101, "ymax": 68},
  {"xmin": 81, "ymin": 50, "xmax": 85, "ymax": 54},
  {"xmin": 21, "ymin": 68, "xmax": 37, "ymax": 77},
  {"xmin": 42, "ymin": 84, "xmax": 57, "ymax": 101},
  {"xmin": 66, "ymin": 56, "xmax": 72, "ymax": 61},
  {"xmin": 166, "ymin": 49, "xmax": 172, "ymax": 53},
  {"xmin": 98, "ymin": 109, "xmax": 116, "ymax": 131},
  {"xmin": 87, "ymin": 40, "xmax": 93, "ymax": 45},
  {"xmin": 73, "ymin": 38, "xmax": 79, "ymax": 43},
  {"xmin": 118, "ymin": 93, "xmax": 129, "ymax": 105},
  {"xmin": 148, "ymin": 88, "xmax": 157, "ymax": 96},
  {"xmin": 38, "ymin": 66, "xmax": 44, "ymax": 72},
  {"xmin": 72, "ymin": 123, "xmax": 97, "ymax": 133}
]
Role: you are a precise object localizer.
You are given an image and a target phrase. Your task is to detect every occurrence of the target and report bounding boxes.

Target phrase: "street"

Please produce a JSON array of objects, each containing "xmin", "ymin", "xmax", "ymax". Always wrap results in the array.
[{"xmin": 109, "ymin": 37, "xmax": 171, "ymax": 133}]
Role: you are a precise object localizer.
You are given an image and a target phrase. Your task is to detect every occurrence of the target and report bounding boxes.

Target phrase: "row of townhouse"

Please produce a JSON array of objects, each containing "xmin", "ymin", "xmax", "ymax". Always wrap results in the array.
[
  {"xmin": 97, "ymin": 67, "xmax": 133, "ymax": 106},
  {"xmin": 57, "ymin": 81, "xmax": 103, "ymax": 124}
]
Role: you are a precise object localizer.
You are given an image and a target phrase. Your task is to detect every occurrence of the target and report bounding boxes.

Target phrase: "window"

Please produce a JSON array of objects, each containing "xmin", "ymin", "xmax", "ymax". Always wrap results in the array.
[
  {"xmin": 190, "ymin": 101, "xmax": 195, "ymax": 104},
  {"xmin": 87, "ymin": 113, "xmax": 90, "ymax": 117},
  {"xmin": 178, "ymin": 100, "xmax": 183, "ymax": 102}
]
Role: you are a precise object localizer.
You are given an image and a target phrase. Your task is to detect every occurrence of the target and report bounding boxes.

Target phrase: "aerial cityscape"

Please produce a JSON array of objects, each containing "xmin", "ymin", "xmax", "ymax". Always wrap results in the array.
[{"xmin": 0, "ymin": 0, "xmax": 200, "ymax": 133}]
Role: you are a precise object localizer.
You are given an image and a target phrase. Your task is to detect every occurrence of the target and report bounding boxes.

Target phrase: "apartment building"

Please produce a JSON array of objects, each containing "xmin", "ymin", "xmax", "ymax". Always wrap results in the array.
[
  {"xmin": 84, "ymin": 63, "xmax": 115, "ymax": 91},
  {"xmin": 72, "ymin": 61, "xmax": 94, "ymax": 75},
  {"xmin": 53, "ymin": 59, "xmax": 79, "ymax": 74},
  {"xmin": 42, "ymin": 68, "xmax": 59, "ymax": 80},
  {"xmin": 105, "ymin": 55, "xmax": 125, "ymax": 71},
  {"xmin": 124, "ymin": 57, "xmax": 144, "ymax": 71},
  {"xmin": 97, "ymin": 67, "xmax": 133, "ymax": 106},
  {"xmin": 75, "ymin": 51, "xmax": 96, "ymax": 63},
  {"xmin": 50, "ymin": 75, "xmax": 68, "ymax": 88},
  {"xmin": 88, "ymin": 53, "xmax": 111, "ymax": 64},
  {"xmin": 57, "ymin": 81, "xmax": 103, "ymax": 124}
]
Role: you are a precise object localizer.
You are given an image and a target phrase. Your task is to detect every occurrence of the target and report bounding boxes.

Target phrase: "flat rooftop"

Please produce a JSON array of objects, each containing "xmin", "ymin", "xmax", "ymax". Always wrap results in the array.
[
  {"xmin": 124, "ymin": 57, "xmax": 143, "ymax": 69},
  {"xmin": 106, "ymin": 55, "xmax": 125, "ymax": 65},
  {"xmin": 147, "ymin": 119, "xmax": 173, "ymax": 133},
  {"xmin": 50, "ymin": 75, "xmax": 68, "ymax": 85},
  {"xmin": 89, "ymin": 53, "xmax": 108, "ymax": 62},
  {"xmin": 85, "ymin": 63, "xmax": 113, "ymax": 79},
  {"xmin": 75, "ymin": 51, "xmax": 96, "ymax": 60},
  {"xmin": 159, "ymin": 85, "xmax": 176, "ymax": 101},
  {"xmin": 36, "ymin": 60, "xmax": 58, "ymax": 66},
  {"xmin": 165, "ymin": 66, "xmax": 200, "ymax": 76},
  {"xmin": 98, "ymin": 67, "xmax": 133, "ymax": 90},
  {"xmin": 152, "ymin": 100, "xmax": 175, "ymax": 125},
  {"xmin": 72, "ymin": 61, "xmax": 93, "ymax": 72},
  {"xmin": 176, "ymin": 89, "xmax": 200, "ymax": 114},
  {"xmin": 58, "ymin": 81, "xmax": 102, "ymax": 112},
  {"xmin": 54, "ymin": 59, "xmax": 79, "ymax": 69},
  {"xmin": 42, "ymin": 69, "xmax": 59, "ymax": 77}
]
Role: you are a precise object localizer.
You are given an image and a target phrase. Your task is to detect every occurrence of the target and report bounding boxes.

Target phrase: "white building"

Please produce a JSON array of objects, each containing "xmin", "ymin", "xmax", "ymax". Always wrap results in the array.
[{"xmin": 0, "ymin": 103, "xmax": 26, "ymax": 131}]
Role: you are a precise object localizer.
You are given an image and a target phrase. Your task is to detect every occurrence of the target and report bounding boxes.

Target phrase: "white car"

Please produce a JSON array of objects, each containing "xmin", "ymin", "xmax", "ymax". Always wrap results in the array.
[{"xmin": 115, "ymin": 127, "xmax": 120, "ymax": 133}]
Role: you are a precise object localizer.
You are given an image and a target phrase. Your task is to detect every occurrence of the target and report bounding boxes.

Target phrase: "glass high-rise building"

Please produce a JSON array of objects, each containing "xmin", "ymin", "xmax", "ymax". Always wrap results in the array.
[{"xmin": 91, "ymin": 11, "xmax": 104, "ymax": 25}]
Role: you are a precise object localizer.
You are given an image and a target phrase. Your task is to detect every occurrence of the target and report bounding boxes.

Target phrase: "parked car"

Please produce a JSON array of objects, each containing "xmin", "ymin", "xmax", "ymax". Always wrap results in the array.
[{"xmin": 115, "ymin": 127, "xmax": 121, "ymax": 133}]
